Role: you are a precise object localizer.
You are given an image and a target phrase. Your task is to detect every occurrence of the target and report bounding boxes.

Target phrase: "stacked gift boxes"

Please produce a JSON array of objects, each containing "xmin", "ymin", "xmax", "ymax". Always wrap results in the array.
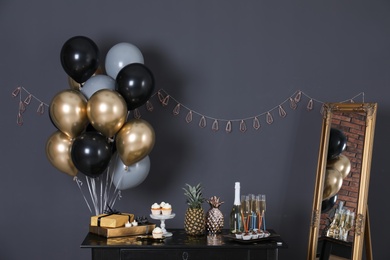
[{"xmin": 90, "ymin": 213, "xmax": 155, "ymax": 238}]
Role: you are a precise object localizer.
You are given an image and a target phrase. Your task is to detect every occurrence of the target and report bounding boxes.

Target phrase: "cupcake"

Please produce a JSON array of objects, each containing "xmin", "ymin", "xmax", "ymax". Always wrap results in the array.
[
  {"xmin": 152, "ymin": 227, "xmax": 163, "ymax": 239},
  {"xmin": 151, "ymin": 203, "xmax": 161, "ymax": 215},
  {"xmin": 161, "ymin": 203, "xmax": 172, "ymax": 215}
]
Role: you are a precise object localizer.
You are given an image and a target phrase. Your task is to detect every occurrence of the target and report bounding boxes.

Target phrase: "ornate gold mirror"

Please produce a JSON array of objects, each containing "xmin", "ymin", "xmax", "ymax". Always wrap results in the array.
[{"xmin": 307, "ymin": 103, "xmax": 377, "ymax": 260}]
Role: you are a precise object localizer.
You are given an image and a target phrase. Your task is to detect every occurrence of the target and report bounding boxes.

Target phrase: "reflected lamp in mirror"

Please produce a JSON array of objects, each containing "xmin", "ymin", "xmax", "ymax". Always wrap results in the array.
[{"xmin": 307, "ymin": 103, "xmax": 377, "ymax": 260}]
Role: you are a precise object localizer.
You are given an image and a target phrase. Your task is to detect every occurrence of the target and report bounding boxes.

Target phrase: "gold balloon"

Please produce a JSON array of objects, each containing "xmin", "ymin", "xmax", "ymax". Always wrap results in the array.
[
  {"xmin": 87, "ymin": 89, "xmax": 127, "ymax": 138},
  {"xmin": 46, "ymin": 130, "xmax": 78, "ymax": 177},
  {"xmin": 68, "ymin": 66, "xmax": 104, "ymax": 90},
  {"xmin": 327, "ymin": 154, "xmax": 351, "ymax": 179},
  {"xmin": 323, "ymin": 169, "xmax": 343, "ymax": 200},
  {"xmin": 49, "ymin": 89, "xmax": 88, "ymax": 138},
  {"xmin": 116, "ymin": 119, "xmax": 155, "ymax": 166}
]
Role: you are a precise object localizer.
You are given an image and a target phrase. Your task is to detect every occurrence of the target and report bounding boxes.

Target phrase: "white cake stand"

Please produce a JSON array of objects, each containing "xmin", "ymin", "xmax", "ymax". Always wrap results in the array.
[{"xmin": 149, "ymin": 213, "xmax": 175, "ymax": 237}]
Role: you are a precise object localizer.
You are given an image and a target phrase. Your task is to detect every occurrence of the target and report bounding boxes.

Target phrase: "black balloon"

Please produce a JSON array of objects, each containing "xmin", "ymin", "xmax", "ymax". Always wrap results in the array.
[
  {"xmin": 116, "ymin": 63, "xmax": 155, "ymax": 110},
  {"xmin": 60, "ymin": 36, "xmax": 100, "ymax": 83},
  {"xmin": 84, "ymin": 124, "xmax": 117, "ymax": 154},
  {"xmin": 71, "ymin": 132, "xmax": 112, "ymax": 178},
  {"xmin": 321, "ymin": 194, "xmax": 338, "ymax": 213},
  {"xmin": 327, "ymin": 128, "xmax": 347, "ymax": 159}
]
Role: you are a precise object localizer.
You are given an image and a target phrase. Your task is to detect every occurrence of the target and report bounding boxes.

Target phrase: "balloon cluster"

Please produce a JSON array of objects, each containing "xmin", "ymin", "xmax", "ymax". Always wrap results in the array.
[
  {"xmin": 321, "ymin": 128, "xmax": 350, "ymax": 213},
  {"xmin": 46, "ymin": 36, "xmax": 155, "ymax": 191}
]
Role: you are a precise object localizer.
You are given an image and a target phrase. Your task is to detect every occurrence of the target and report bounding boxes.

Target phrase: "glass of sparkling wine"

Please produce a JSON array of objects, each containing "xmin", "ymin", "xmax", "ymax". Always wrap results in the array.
[
  {"xmin": 241, "ymin": 195, "xmax": 251, "ymax": 233},
  {"xmin": 255, "ymin": 195, "xmax": 262, "ymax": 230},
  {"xmin": 259, "ymin": 194, "xmax": 266, "ymax": 231},
  {"xmin": 337, "ymin": 209, "xmax": 347, "ymax": 240},
  {"xmin": 343, "ymin": 210, "xmax": 354, "ymax": 241},
  {"xmin": 326, "ymin": 208, "xmax": 341, "ymax": 238},
  {"xmin": 249, "ymin": 194, "xmax": 257, "ymax": 230}
]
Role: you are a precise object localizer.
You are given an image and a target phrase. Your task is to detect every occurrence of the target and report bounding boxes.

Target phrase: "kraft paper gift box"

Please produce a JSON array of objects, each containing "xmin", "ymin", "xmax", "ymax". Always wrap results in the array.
[
  {"xmin": 89, "ymin": 223, "xmax": 156, "ymax": 238},
  {"xmin": 90, "ymin": 213, "xmax": 134, "ymax": 228}
]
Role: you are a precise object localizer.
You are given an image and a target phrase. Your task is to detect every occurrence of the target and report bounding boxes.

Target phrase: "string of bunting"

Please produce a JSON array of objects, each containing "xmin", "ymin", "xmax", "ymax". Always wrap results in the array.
[{"xmin": 11, "ymin": 86, "xmax": 365, "ymax": 133}]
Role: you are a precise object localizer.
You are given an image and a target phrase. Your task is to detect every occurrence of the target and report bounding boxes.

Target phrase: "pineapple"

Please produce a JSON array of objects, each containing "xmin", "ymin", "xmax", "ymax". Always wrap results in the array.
[
  {"xmin": 183, "ymin": 183, "xmax": 206, "ymax": 236},
  {"xmin": 205, "ymin": 196, "xmax": 224, "ymax": 234}
]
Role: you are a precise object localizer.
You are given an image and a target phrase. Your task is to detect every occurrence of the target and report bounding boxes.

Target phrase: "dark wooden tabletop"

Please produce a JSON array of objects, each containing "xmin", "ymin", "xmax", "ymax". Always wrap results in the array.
[{"xmin": 81, "ymin": 229, "xmax": 287, "ymax": 250}]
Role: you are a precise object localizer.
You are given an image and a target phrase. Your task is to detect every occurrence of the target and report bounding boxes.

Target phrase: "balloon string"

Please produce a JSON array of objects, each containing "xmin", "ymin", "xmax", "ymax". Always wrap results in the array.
[
  {"xmin": 110, "ymin": 190, "xmax": 122, "ymax": 209},
  {"xmin": 86, "ymin": 177, "xmax": 98, "ymax": 215},
  {"xmin": 71, "ymin": 156, "xmax": 131, "ymax": 215},
  {"xmin": 103, "ymin": 166, "xmax": 111, "ymax": 212},
  {"xmin": 107, "ymin": 158, "xmax": 119, "ymax": 207},
  {"xmin": 74, "ymin": 176, "xmax": 93, "ymax": 214},
  {"xmin": 108, "ymin": 173, "xmax": 124, "ymax": 208},
  {"xmin": 85, "ymin": 177, "xmax": 94, "ymax": 208},
  {"xmin": 108, "ymin": 177, "xmax": 121, "ymax": 207},
  {"xmin": 100, "ymin": 176, "xmax": 103, "ymax": 214},
  {"xmin": 90, "ymin": 178, "xmax": 96, "ymax": 214},
  {"xmin": 107, "ymin": 157, "xmax": 118, "ymax": 203},
  {"xmin": 91, "ymin": 178, "xmax": 99, "ymax": 215}
]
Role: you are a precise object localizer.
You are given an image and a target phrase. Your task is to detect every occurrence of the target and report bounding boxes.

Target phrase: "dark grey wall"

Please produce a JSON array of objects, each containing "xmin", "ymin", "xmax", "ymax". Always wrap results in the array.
[{"xmin": 1, "ymin": 1, "xmax": 389, "ymax": 259}]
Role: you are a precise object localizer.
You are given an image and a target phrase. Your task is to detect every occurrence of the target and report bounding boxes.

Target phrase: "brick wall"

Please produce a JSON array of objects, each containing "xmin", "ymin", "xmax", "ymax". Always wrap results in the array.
[{"xmin": 319, "ymin": 111, "xmax": 366, "ymax": 242}]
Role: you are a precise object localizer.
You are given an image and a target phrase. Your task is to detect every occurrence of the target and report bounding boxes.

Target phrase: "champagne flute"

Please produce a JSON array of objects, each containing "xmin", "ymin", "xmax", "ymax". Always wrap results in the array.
[
  {"xmin": 241, "ymin": 195, "xmax": 251, "ymax": 233},
  {"xmin": 259, "ymin": 194, "xmax": 266, "ymax": 231},
  {"xmin": 336, "ymin": 208, "xmax": 346, "ymax": 240},
  {"xmin": 326, "ymin": 208, "xmax": 341, "ymax": 238},
  {"xmin": 249, "ymin": 194, "xmax": 256, "ymax": 230},
  {"xmin": 343, "ymin": 210, "xmax": 354, "ymax": 241},
  {"xmin": 255, "ymin": 195, "xmax": 262, "ymax": 231}
]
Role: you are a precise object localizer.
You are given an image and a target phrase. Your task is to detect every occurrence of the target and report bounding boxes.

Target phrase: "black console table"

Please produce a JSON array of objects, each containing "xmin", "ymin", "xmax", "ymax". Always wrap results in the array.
[
  {"xmin": 81, "ymin": 229, "xmax": 287, "ymax": 260},
  {"xmin": 317, "ymin": 236, "xmax": 352, "ymax": 260}
]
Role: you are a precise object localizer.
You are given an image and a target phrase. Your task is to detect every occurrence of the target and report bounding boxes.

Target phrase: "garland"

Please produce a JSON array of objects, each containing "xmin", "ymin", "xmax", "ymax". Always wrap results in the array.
[{"xmin": 11, "ymin": 86, "xmax": 365, "ymax": 133}]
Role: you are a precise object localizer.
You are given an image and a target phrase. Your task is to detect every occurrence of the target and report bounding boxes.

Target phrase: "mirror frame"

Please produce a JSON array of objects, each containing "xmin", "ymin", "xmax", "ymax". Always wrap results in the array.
[{"xmin": 307, "ymin": 103, "xmax": 377, "ymax": 260}]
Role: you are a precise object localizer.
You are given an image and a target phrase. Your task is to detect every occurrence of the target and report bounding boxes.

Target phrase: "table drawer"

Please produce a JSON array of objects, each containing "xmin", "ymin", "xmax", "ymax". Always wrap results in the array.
[{"xmin": 121, "ymin": 249, "xmax": 247, "ymax": 260}]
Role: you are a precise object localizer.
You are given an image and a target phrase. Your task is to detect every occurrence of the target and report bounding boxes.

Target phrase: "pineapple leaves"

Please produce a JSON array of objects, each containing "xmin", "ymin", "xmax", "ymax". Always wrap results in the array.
[
  {"xmin": 207, "ymin": 196, "xmax": 224, "ymax": 208},
  {"xmin": 183, "ymin": 183, "xmax": 205, "ymax": 209}
]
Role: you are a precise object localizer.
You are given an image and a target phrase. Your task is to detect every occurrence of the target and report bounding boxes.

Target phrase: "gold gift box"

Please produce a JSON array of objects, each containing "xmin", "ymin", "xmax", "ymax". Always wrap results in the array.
[
  {"xmin": 89, "ymin": 223, "xmax": 156, "ymax": 238},
  {"xmin": 90, "ymin": 213, "xmax": 134, "ymax": 228}
]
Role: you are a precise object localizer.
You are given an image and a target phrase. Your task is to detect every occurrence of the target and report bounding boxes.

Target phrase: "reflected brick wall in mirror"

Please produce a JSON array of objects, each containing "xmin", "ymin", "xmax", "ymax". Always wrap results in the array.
[{"xmin": 319, "ymin": 112, "xmax": 366, "ymax": 242}]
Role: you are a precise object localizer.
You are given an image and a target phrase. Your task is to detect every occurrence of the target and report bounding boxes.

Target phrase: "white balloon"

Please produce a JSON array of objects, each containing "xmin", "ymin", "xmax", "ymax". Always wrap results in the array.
[
  {"xmin": 81, "ymin": 75, "xmax": 116, "ymax": 99},
  {"xmin": 110, "ymin": 152, "xmax": 150, "ymax": 190},
  {"xmin": 105, "ymin": 42, "xmax": 144, "ymax": 79}
]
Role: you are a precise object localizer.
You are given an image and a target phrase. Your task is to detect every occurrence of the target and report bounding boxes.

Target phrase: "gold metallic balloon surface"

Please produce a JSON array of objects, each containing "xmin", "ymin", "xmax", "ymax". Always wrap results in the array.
[
  {"xmin": 323, "ymin": 169, "xmax": 343, "ymax": 200},
  {"xmin": 46, "ymin": 130, "xmax": 78, "ymax": 177},
  {"xmin": 68, "ymin": 66, "xmax": 104, "ymax": 90},
  {"xmin": 87, "ymin": 89, "xmax": 127, "ymax": 138},
  {"xmin": 116, "ymin": 119, "xmax": 155, "ymax": 166},
  {"xmin": 49, "ymin": 89, "xmax": 88, "ymax": 138},
  {"xmin": 327, "ymin": 154, "xmax": 351, "ymax": 179}
]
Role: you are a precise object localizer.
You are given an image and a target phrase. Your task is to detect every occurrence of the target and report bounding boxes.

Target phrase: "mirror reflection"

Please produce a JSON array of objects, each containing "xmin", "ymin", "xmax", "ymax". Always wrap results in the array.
[
  {"xmin": 320, "ymin": 110, "xmax": 365, "ymax": 242},
  {"xmin": 307, "ymin": 103, "xmax": 377, "ymax": 260}
]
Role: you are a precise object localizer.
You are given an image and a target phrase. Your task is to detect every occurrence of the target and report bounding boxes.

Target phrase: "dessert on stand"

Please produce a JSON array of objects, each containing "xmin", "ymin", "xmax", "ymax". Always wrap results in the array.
[{"xmin": 150, "ymin": 202, "xmax": 175, "ymax": 237}]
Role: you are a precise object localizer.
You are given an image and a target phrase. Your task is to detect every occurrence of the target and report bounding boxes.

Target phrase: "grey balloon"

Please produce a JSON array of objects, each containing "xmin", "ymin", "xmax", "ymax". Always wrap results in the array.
[
  {"xmin": 110, "ymin": 152, "xmax": 150, "ymax": 190},
  {"xmin": 81, "ymin": 75, "xmax": 116, "ymax": 99},
  {"xmin": 105, "ymin": 42, "xmax": 144, "ymax": 79}
]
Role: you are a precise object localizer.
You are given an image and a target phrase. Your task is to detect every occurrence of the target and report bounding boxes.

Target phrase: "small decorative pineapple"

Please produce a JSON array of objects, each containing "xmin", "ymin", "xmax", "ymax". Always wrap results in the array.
[
  {"xmin": 205, "ymin": 196, "xmax": 224, "ymax": 234},
  {"xmin": 183, "ymin": 183, "xmax": 206, "ymax": 236}
]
